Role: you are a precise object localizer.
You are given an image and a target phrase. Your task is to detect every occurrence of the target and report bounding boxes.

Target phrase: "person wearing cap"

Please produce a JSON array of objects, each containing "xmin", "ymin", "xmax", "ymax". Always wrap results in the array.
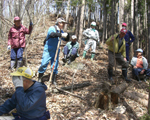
[
  {"xmin": 82, "ymin": 21, "xmax": 100, "ymax": 60},
  {"xmin": 62, "ymin": 35, "xmax": 79, "ymax": 65},
  {"xmin": 122, "ymin": 23, "xmax": 135, "ymax": 61},
  {"xmin": 8, "ymin": 16, "xmax": 33, "ymax": 70},
  {"xmin": 131, "ymin": 48, "xmax": 150, "ymax": 81},
  {"xmin": 0, "ymin": 67, "xmax": 50, "ymax": 119},
  {"xmin": 38, "ymin": 17, "xmax": 69, "ymax": 84},
  {"xmin": 106, "ymin": 28, "xmax": 131, "ymax": 82}
]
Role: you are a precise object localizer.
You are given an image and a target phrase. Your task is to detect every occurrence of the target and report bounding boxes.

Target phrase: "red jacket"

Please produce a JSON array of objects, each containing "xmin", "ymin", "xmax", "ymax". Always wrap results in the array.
[{"xmin": 8, "ymin": 24, "xmax": 32, "ymax": 48}]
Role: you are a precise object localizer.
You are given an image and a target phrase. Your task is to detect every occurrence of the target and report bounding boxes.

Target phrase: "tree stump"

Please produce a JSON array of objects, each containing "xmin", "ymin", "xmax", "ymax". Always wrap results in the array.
[{"xmin": 94, "ymin": 81, "xmax": 128, "ymax": 110}]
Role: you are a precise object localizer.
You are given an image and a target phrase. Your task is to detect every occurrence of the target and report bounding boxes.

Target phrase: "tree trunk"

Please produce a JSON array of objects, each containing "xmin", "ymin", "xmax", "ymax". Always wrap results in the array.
[
  {"xmin": 101, "ymin": 0, "xmax": 107, "ymax": 45},
  {"xmin": 148, "ymin": 1, "xmax": 150, "ymax": 114},
  {"xmin": 133, "ymin": 0, "xmax": 139, "ymax": 55},
  {"xmin": 111, "ymin": 0, "xmax": 115, "ymax": 35},
  {"xmin": 78, "ymin": 0, "xmax": 85, "ymax": 50},
  {"xmin": 87, "ymin": 8, "xmax": 91, "ymax": 28},
  {"xmin": 119, "ymin": 0, "xmax": 124, "ymax": 30},
  {"xmin": 75, "ymin": 6, "xmax": 81, "ymax": 38},
  {"xmin": 64, "ymin": 0, "xmax": 71, "ymax": 31}
]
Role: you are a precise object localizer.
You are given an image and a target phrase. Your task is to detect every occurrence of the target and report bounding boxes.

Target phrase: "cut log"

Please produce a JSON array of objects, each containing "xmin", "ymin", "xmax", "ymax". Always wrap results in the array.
[
  {"xmin": 111, "ymin": 82, "xmax": 128, "ymax": 104},
  {"xmin": 94, "ymin": 82, "xmax": 129, "ymax": 110},
  {"xmin": 61, "ymin": 81, "xmax": 91, "ymax": 91},
  {"xmin": 123, "ymin": 92, "xmax": 148, "ymax": 107}
]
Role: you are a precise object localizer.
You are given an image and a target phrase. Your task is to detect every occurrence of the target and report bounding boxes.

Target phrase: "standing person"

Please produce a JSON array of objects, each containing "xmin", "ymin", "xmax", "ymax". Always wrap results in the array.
[
  {"xmin": 0, "ymin": 67, "xmax": 50, "ymax": 119},
  {"xmin": 38, "ymin": 17, "xmax": 69, "ymax": 84},
  {"xmin": 131, "ymin": 48, "xmax": 150, "ymax": 81},
  {"xmin": 82, "ymin": 22, "xmax": 100, "ymax": 60},
  {"xmin": 106, "ymin": 28, "xmax": 131, "ymax": 82},
  {"xmin": 62, "ymin": 35, "xmax": 79, "ymax": 65},
  {"xmin": 122, "ymin": 23, "xmax": 135, "ymax": 61},
  {"xmin": 8, "ymin": 16, "xmax": 33, "ymax": 70}
]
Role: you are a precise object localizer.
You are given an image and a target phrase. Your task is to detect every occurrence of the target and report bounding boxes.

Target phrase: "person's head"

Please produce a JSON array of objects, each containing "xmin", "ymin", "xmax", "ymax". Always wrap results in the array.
[
  {"xmin": 10, "ymin": 67, "xmax": 34, "ymax": 90},
  {"xmin": 14, "ymin": 16, "xmax": 21, "ymax": 27},
  {"xmin": 119, "ymin": 28, "xmax": 127, "ymax": 38},
  {"xmin": 56, "ymin": 17, "xmax": 67, "ymax": 29},
  {"xmin": 122, "ymin": 23, "xmax": 127, "ymax": 29},
  {"xmin": 91, "ymin": 22, "xmax": 96, "ymax": 29},
  {"xmin": 71, "ymin": 35, "xmax": 77, "ymax": 43},
  {"xmin": 136, "ymin": 48, "xmax": 143, "ymax": 57}
]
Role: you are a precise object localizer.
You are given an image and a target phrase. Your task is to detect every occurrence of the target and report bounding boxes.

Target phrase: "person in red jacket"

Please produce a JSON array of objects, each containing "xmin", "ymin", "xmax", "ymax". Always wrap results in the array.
[{"xmin": 8, "ymin": 16, "xmax": 33, "ymax": 70}]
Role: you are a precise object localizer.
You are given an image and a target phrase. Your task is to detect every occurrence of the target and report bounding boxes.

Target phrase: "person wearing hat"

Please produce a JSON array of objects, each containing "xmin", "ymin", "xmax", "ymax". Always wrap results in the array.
[
  {"xmin": 122, "ymin": 23, "xmax": 135, "ymax": 61},
  {"xmin": 106, "ymin": 28, "xmax": 131, "ymax": 82},
  {"xmin": 82, "ymin": 21, "xmax": 100, "ymax": 60},
  {"xmin": 131, "ymin": 48, "xmax": 150, "ymax": 81},
  {"xmin": 62, "ymin": 35, "xmax": 79, "ymax": 65},
  {"xmin": 0, "ymin": 67, "xmax": 50, "ymax": 119},
  {"xmin": 38, "ymin": 17, "xmax": 69, "ymax": 84},
  {"xmin": 8, "ymin": 16, "xmax": 33, "ymax": 70}
]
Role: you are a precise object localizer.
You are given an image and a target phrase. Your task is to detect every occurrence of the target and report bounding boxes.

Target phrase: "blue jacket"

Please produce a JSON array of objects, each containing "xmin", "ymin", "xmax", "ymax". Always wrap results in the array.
[
  {"xmin": 124, "ymin": 30, "xmax": 135, "ymax": 46},
  {"xmin": 45, "ymin": 25, "xmax": 67, "ymax": 52},
  {"xmin": 0, "ymin": 81, "xmax": 49, "ymax": 120}
]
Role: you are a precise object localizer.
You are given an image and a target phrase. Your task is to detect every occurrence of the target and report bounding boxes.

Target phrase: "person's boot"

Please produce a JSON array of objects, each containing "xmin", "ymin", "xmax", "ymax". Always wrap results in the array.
[
  {"xmin": 62, "ymin": 55, "xmax": 67, "ymax": 63},
  {"xmin": 68, "ymin": 55, "xmax": 75, "ymax": 65},
  {"xmin": 91, "ymin": 53, "xmax": 95, "ymax": 60},
  {"xmin": 17, "ymin": 60, "xmax": 22, "ymax": 69},
  {"xmin": 122, "ymin": 69, "xmax": 131, "ymax": 82},
  {"xmin": 108, "ymin": 69, "xmax": 113, "ymax": 81},
  {"xmin": 51, "ymin": 73, "xmax": 57, "ymax": 85},
  {"xmin": 135, "ymin": 75, "xmax": 141, "ymax": 82},
  {"xmin": 82, "ymin": 51, "xmax": 87, "ymax": 59},
  {"xmin": 10, "ymin": 61, "xmax": 15, "ymax": 70},
  {"xmin": 38, "ymin": 73, "xmax": 44, "ymax": 82}
]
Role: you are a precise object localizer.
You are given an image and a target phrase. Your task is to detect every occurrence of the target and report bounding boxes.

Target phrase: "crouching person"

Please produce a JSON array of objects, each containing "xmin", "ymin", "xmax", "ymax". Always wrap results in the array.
[
  {"xmin": 0, "ymin": 67, "xmax": 50, "ymax": 120},
  {"xmin": 62, "ymin": 35, "xmax": 79, "ymax": 65},
  {"xmin": 131, "ymin": 48, "xmax": 150, "ymax": 81},
  {"xmin": 106, "ymin": 28, "xmax": 131, "ymax": 82}
]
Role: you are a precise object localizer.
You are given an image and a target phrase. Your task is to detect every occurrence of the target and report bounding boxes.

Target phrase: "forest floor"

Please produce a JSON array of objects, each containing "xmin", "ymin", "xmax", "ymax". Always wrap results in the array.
[{"xmin": 0, "ymin": 17, "xmax": 149, "ymax": 120}]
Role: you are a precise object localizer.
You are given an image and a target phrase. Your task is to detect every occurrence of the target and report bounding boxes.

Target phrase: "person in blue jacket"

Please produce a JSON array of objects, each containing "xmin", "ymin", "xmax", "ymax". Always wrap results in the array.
[
  {"xmin": 62, "ymin": 35, "xmax": 79, "ymax": 65},
  {"xmin": 122, "ymin": 23, "xmax": 135, "ymax": 61},
  {"xmin": 0, "ymin": 67, "xmax": 50, "ymax": 120},
  {"xmin": 38, "ymin": 17, "xmax": 69, "ymax": 84}
]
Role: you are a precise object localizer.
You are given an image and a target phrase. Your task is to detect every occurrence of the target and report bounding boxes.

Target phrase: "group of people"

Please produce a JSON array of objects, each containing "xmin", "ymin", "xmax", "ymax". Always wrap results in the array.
[{"xmin": 0, "ymin": 17, "xmax": 150, "ymax": 119}]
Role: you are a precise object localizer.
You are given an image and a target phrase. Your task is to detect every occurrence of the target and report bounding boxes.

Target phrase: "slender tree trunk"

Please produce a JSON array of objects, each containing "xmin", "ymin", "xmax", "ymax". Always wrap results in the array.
[
  {"xmin": 133, "ymin": 0, "xmax": 139, "ymax": 54},
  {"xmin": 148, "ymin": 1, "xmax": 150, "ymax": 63},
  {"xmin": 75, "ymin": 6, "xmax": 81, "ymax": 38},
  {"xmin": 88, "ymin": 8, "xmax": 91, "ymax": 28},
  {"xmin": 111, "ymin": 0, "xmax": 115, "ymax": 35},
  {"xmin": 64, "ymin": 0, "xmax": 71, "ymax": 31},
  {"xmin": 73, "ymin": 6, "xmax": 76, "ymax": 32},
  {"xmin": 101, "ymin": 0, "xmax": 107, "ymax": 45},
  {"xmin": 78, "ymin": 0, "xmax": 85, "ymax": 50},
  {"xmin": 119, "ymin": 0, "xmax": 124, "ymax": 30}
]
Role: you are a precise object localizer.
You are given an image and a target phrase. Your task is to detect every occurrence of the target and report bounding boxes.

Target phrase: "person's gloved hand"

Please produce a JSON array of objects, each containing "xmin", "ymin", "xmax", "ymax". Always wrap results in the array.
[
  {"xmin": 30, "ymin": 21, "xmax": 33, "ymax": 26},
  {"xmin": 61, "ymin": 33, "xmax": 68, "ymax": 38},
  {"xmin": 7, "ymin": 45, "xmax": 11, "ymax": 51},
  {"xmin": 12, "ymin": 76, "xmax": 23, "ymax": 88}
]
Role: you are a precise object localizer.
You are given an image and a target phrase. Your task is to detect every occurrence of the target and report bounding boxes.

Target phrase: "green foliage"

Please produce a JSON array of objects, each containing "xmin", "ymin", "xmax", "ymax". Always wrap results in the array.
[{"xmin": 140, "ymin": 113, "xmax": 150, "ymax": 120}]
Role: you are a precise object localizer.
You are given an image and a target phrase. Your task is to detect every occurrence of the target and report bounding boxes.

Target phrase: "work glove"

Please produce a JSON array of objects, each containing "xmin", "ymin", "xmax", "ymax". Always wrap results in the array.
[
  {"xmin": 30, "ymin": 21, "xmax": 33, "ymax": 26},
  {"xmin": 61, "ymin": 33, "xmax": 68, "ymax": 38},
  {"xmin": 7, "ymin": 45, "xmax": 11, "ymax": 51},
  {"xmin": 12, "ymin": 76, "xmax": 23, "ymax": 88}
]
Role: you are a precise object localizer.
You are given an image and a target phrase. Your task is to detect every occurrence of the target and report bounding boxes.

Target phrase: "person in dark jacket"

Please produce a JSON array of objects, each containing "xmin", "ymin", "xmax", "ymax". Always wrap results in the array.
[
  {"xmin": 0, "ymin": 67, "xmax": 50, "ymax": 120},
  {"xmin": 122, "ymin": 23, "xmax": 135, "ymax": 61},
  {"xmin": 8, "ymin": 16, "xmax": 33, "ymax": 70},
  {"xmin": 38, "ymin": 17, "xmax": 69, "ymax": 84},
  {"xmin": 62, "ymin": 35, "xmax": 79, "ymax": 65}
]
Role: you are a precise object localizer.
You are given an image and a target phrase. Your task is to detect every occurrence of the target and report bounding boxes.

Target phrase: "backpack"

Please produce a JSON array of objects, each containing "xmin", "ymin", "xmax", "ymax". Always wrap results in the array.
[{"xmin": 43, "ymin": 25, "xmax": 57, "ymax": 46}]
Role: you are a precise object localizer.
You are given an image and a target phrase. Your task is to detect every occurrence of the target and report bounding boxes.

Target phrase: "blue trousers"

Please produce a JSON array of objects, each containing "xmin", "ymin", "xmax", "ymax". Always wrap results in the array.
[
  {"xmin": 11, "ymin": 48, "xmax": 24, "ymax": 61},
  {"xmin": 63, "ymin": 46, "xmax": 77, "ymax": 56},
  {"xmin": 38, "ymin": 48, "xmax": 60, "ymax": 74},
  {"xmin": 132, "ymin": 68, "xmax": 150, "ymax": 76},
  {"xmin": 126, "ymin": 46, "xmax": 129, "ymax": 61}
]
